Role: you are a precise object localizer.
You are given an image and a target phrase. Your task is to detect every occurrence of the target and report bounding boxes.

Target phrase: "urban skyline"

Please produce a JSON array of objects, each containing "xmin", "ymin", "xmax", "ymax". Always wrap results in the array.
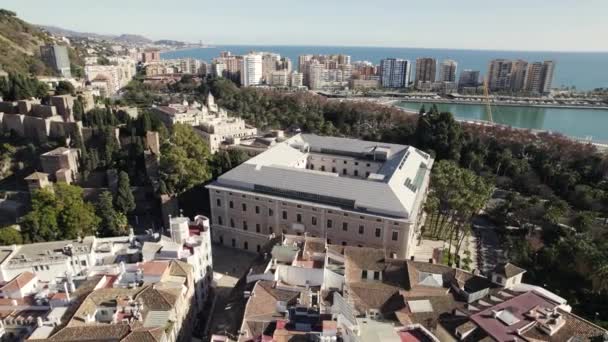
[{"xmin": 3, "ymin": 0, "xmax": 608, "ymax": 52}]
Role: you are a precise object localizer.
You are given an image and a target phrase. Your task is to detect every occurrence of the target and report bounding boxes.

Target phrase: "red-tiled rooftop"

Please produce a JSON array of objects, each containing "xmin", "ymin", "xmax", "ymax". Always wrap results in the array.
[
  {"xmin": 0, "ymin": 272, "xmax": 36, "ymax": 293},
  {"xmin": 51, "ymin": 292, "xmax": 68, "ymax": 300},
  {"xmin": 140, "ymin": 261, "xmax": 170, "ymax": 276},
  {"xmin": 101, "ymin": 274, "xmax": 118, "ymax": 288},
  {"xmin": 470, "ymin": 291, "xmax": 558, "ymax": 341}
]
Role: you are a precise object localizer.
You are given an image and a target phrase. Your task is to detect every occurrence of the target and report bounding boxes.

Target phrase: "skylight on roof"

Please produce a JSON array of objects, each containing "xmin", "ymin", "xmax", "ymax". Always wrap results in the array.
[
  {"xmin": 418, "ymin": 272, "xmax": 443, "ymax": 287},
  {"xmin": 494, "ymin": 309, "xmax": 520, "ymax": 326},
  {"xmin": 408, "ymin": 300, "xmax": 434, "ymax": 313}
]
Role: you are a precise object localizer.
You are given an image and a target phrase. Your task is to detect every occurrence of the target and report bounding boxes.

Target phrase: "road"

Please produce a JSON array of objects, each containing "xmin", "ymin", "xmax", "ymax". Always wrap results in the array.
[
  {"xmin": 472, "ymin": 216, "xmax": 507, "ymax": 274},
  {"xmin": 203, "ymin": 245, "xmax": 258, "ymax": 341}
]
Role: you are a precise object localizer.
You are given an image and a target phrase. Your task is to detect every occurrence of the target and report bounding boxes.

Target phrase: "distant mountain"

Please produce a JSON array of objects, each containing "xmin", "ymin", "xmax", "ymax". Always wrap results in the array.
[
  {"xmin": 38, "ymin": 25, "xmax": 108, "ymax": 40},
  {"xmin": 154, "ymin": 39, "xmax": 187, "ymax": 47},
  {"xmin": 113, "ymin": 34, "xmax": 152, "ymax": 44},
  {"xmin": 40, "ymin": 25, "xmax": 188, "ymax": 46}
]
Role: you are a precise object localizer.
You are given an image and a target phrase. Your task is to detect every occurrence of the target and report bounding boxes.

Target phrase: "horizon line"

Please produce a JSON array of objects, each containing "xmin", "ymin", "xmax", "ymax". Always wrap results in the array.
[{"xmin": 162, "ymin": 43, "xmax": 608, "ymax": 54}]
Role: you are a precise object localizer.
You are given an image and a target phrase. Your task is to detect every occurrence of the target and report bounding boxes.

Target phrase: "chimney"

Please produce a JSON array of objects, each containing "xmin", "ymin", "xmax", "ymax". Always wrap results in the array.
[
  {"xmin": 63, "ymin": 281, "xmax": 71, "ymax": 302},
  {"xmin": 37, "ymin": 317, "xmax": 44, "ymax": 327},
  {"xmin": 67, "ymin": 275, "xmax": 76, "ymax": 293}
]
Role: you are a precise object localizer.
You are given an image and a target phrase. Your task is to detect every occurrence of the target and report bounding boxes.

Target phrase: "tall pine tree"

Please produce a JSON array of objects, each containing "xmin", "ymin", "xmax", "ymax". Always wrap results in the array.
[{"xmin": 115, "ymin": 171, "xmax": 136, "ymax": 214}]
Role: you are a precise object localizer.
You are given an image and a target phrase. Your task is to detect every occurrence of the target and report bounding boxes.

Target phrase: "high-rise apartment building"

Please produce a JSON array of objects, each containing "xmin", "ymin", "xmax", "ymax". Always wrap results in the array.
[
  {"xmin": 290, "ymin": 72, "xmax": 303, "ymax": 87},
  {"xmin": 379, "ymin": 58, "xmax": 411, "ymax": 88},
  {"xmin": 269, "ymin": 70, "xmax": 290, "ymax": 87},
  {"xmin": 352, "ymin": 61, "xmax": 377, "ymax": 79},
  {"xmin": 261, "ymin": 52, "xmax": 281, "ymax": 83},
  {"xmin": 278, "ymin": 57, "xmax": 292, "ymax": 72},
  {"xmin": 525, "ymin": 61, "xmax": 555, "ymax": 94},
  {"xmin": 141, "ymin": 49, "xmax": 161, "ymax": 63},
  {"xmin": 415, "ymin": 57, "xmax": 437, "ymax": 86},
  {"xmin": 510, "ymin": 59, "xmax": 529, "ymax": 92},
  {"xmin": 438, "ymin": 59, "xmax": 458, "ymax": 82},
  {"xmin": 212, "ymin": 61, "xmax": 226, "ymax": 78},
  {"xmin": 487, "ymin": 59, "xmax": 555, "ymax": 94},
  {"xmin": 40, "ymin": 45, "xmax": 71, "ymax": 78},
  {"xmin": 540, "ymin": 60, "xmax": 555, "ymax": 94},
  {"xmin": 298, "ymin": 55, "xmax": 313, "ymax": 86},
  {"xmin": 487, "ymin": 59, "xmax": 513, "ymax": 91},
  {"xmin": 308, "ymin": 62, "xmax": 328, "ymax": 90},
  {"xmin": 458, "ymin": 69, "xmax": 480, "ymax": 89},
  {"xmin": 240, "ymin": 53, "xmax": 263, "ymax": 87},
  {"xmin": 298, "ymin": 54, "xmax": 352, "ymax": 89}
]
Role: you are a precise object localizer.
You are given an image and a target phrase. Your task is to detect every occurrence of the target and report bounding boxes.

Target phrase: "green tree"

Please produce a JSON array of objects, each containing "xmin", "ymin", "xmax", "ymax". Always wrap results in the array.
[
  {"xmin": 73, "ymin": 98, "xmax": 85, "ymax": 121},
  {"xmin": 20, "ymin": 184, "xmax": 100, "ymax": 242},
  {"xmin": 96, "ymin": 191, "xmax": 128, "ymax": 237},
  {"xmin": 115, "ymin": 171, "xmax": 136, "ymax": 214},
  {"xmin": 543, "ymin": 199, "xmax": 568, "ymax": 225},
  {"xmin": 55, "ymin": 81, "xmax": 75, "ymax": 95},
  {"xmin": 427, "ymin": 160, "xmax": 492, "ymax": 266},
  {"xmin": 159, "ymin": 124, "xmax": 212, "ymax": 195},
  {"xmin": 54, "ymin": 183, "xmax": 100, "ymax": 239},
  {"xmin": 414, "ymin": 106, "xmax": 462, "ymax": 161},
  {"xmin": 0, "ymin": 226, "xmax": 23, "ymax": 245},
  {"xmin": 21, "ymin": 189, "xmax": 60, "ymax": 242},
  {"xmin": 572, "ymin": 211, "xmax": 595, "ymax": 233},
  {"xmin": 101, "ymin": 127, "xmax": 118, "ymax": 167}
]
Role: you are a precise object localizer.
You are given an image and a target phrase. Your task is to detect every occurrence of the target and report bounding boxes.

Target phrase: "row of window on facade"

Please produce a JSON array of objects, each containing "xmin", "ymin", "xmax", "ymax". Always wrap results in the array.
[
  {"xmin": 308, "ymin": 157, "xmax": 373, "ymax": 168},
  {"xmin": 217, "ymin": 235, "xmax": 394, "ymax": 255},
  {"xmin": 33, "ymin": 259, "xmax": 87, "ymax": 272},
  {"xmin": 215, "ymin": 215, "xmax": 400, "ymax": 241},
  {"xmin": 215, "ymin": 198, "xmax": 399, "ymax": 227},
  {"xmin": 307, "ymin": 164, "xmax": 370, "ymax": 177}
]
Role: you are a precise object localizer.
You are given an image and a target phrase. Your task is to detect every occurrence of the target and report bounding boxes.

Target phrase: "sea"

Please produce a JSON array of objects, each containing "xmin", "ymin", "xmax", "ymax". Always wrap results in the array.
[{"xmin": 161, "ymin": 45, "xmax": 608, "ymax": 91}]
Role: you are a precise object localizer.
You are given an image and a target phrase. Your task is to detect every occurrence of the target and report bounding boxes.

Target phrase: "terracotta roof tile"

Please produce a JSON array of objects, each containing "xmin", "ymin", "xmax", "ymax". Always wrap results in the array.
[
  {"xmin": 140, "ymin": 261, "xmax": 170, "ymax": 277},
  {"xmin": 1, "ymin": 271, "xmax": 36, "ymax": 293}
]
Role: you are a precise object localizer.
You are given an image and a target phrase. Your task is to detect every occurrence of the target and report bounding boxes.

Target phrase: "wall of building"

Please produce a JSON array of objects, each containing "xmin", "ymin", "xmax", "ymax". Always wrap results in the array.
[
  {"xmin": 0, "ymin": 113, "xmax": 82, "ymax": 143},
  {"xmin": 306, "ymin": 154, "xmax": 383, "ymax": 178},
  {"xmin": 1, "ymin": 253, "xmax": 91, "ymax": 283},
  {"xmin": 209, "ymin": 188, "xmax": 414, "ymax": 258},
  {"xmin": 276, "ymin": 265, "xmax": 324, "ymax": 287}
]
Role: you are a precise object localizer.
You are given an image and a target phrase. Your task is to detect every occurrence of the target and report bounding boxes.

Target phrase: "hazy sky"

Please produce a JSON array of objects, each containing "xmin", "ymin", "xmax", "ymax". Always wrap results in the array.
[{"xmin": 4, "ymin": 0, "xmax": 608, "ymax": 51}]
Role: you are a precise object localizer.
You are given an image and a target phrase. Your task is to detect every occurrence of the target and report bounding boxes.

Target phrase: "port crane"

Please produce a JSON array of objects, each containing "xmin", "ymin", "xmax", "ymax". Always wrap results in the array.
[{"xmin": 483, "ymin": 78, "xmax": 494, "ymax": 123}]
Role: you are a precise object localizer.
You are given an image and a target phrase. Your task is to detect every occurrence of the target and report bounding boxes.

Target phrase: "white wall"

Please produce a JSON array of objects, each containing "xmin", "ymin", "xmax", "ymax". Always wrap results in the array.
[
  {"xmin": 322, "ymin": 268, "xmax": 345, "ymax": 291},
  {"xmin": 276, "ymin": 265, "xmax": 324, "ymax": 287}
]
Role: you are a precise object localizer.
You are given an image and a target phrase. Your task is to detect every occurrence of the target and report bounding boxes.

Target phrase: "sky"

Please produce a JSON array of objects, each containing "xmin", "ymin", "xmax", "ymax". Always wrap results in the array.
[{"xmin": 4, "ymin": 0, "xmax": 608, "ymax": 51}]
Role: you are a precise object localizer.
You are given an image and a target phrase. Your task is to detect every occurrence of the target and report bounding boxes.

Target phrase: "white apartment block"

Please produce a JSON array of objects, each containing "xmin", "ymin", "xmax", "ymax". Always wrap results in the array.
[
  {"xmin": 84, "ymin": 57, "xmax": 136, "ymax": 97},
  {"xmin": 153, "ymin": 96, "xmax": 257, "ymax": 153},
  {"xmin": 269, "ymin": 70, "xmax": 290, "ymax": 87},
  {"xmin": 207, "ymin": 134, "xmax": 434, "ymax": 259},
  {"xmin": 439, "ymin": 59, "xmax": 458, "ymax": 83},
  {"xmin": 290, "ymin": 72, "xmax": 304, "ymax": 87},
  {"xmin": 380, "ymin": 58, "xmax": 411, "ymax": 88},
  {"xmin": 197, "ymin": 94, "xmax": 257, "ymax": 153},
  {"xmin": 240, "ymin": 53, "xmax": 263, "ymax": 87},
  {"xmin": 0, "ymin": 216, "xmax": 213, "ymax": 325},
  {"xmin": 152, "ymin": 101, "xmax": 206, "ymax": 127}
]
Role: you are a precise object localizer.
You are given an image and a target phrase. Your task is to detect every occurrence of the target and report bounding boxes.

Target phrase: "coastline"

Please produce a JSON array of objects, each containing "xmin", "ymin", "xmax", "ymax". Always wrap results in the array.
[
  {"xmin": 160, "ymin": 46, "xmax": 216, "ymax": 54},
  {"xmin": 395, "ymin": 98, "xmax": 608, "ymax": 111},
  {"xmin": 338, "ymin": 97, "xmax": 608, "ymax": 149}
]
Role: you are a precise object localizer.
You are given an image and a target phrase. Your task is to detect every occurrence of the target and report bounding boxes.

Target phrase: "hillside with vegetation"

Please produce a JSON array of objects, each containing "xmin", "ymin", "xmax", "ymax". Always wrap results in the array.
[{"xmin": 0, "ymin": 9, "xmax": 82, "ymax": 76}]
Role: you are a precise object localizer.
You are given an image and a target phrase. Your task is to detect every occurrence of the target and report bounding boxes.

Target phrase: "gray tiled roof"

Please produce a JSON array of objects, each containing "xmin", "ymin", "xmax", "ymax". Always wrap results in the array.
[{"xmin": 210, "ymin": 134, "xmax": 433, "ymax": 219}]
